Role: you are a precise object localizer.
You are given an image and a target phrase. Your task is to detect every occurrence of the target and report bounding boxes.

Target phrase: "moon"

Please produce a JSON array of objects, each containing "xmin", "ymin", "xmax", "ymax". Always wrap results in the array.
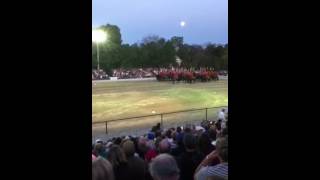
[{"xmin": 180, "ymin": 21, "xmax": 186, "ymax": 27}]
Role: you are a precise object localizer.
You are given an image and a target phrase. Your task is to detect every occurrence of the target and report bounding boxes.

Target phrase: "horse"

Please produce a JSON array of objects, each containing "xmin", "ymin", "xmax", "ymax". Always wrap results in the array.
[{"xmin": 209, "ymin": 71, "xmax": 219, "ymax": 81}]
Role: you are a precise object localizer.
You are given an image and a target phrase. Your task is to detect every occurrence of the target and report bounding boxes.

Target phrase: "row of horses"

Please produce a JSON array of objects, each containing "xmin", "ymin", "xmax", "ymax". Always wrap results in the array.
[{"xmin": 156, "ymin": 70, "xmax": 219, "ymax": 83}]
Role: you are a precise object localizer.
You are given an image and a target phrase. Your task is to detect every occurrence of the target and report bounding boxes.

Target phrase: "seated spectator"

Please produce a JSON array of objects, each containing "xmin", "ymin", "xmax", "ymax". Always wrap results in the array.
[
  {"xmin": 149, "ymin": 154, "xmax": 180, "ymax": 180},
  {"xmin": 93, "ymin": 142, "xmax": 107, "ymax": 159},
  {"xmin": 147, "ymin": 132, "xmax": 155, "ymax": 141},
  {"xmin": 207, "ymin": 126, "xmax": 217, "ymax": 141},
  {"xmin": 165, "ymin": 129, "xmax": 177, "ymax": 148},
  {"xmin": 155, "ymin": 131, "xmax": 162, "ymax": 139},
  {"xmin": 92, "ymin": 157, "xmax": 115, "ymax": 180},
  {"xmin": 165, "ymin": 129, "xmax": 172, "ymax": 139},
  {"xmin": 121, "ymin": 140, "xmax": 147, "ymax": 180},
  {"xmin": 184, "ymin": 126, "xmax": 192, "ymax": 134},
  {"xmin": 177, "ymin": 133, "xmax": 204, "ymax": 180},
  {"xmin": 154, "ymin": 136, "xmax": 163, "ymax": 151},
  {"xmin": 194, "ymin": 136, "xmax": 228, "ymax": 180},
  {"xmin": 158, "ymin": 138, "xmax": 171, "ymax": 154},
  {"xmin": 171, "ymin": 126, "xmax": 185, "ymax": 156},
  {"xmin": 201, "ymin": 120, "xmax": 211, "ymax": 131},
  {"xmin": 137, "ymin": 137, "xmax": 148, "ymax": 159},
  {"xmin": 113, "ymin": 137, "xmax": 122, "ymax": 145},
  {"xmin": 145, "ymin": 140, "xmax": 158, "ymax": 163},
  {"xmin": 175, "ymin": 126, "xmax": 183, "ymax": 143},
  {"xmin": 107, "ymin": 145, "xmax": 130, "ymax": 180},
  {"xmin": 198, "ymin": 133, "xmax": 216, "ymax": 156}
]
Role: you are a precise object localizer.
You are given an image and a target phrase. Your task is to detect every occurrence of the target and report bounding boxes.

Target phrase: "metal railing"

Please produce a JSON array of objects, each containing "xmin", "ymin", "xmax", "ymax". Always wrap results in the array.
[{"xmin": 92, "ymin": 106, "xmax": 227, "ymax": 135}]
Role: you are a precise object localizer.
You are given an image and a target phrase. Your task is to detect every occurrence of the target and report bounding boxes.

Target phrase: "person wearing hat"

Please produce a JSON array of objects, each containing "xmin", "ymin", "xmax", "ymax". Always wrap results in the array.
[{"xmin": 145, "ymin": 140, "xmax": 158, "ymax": 163}]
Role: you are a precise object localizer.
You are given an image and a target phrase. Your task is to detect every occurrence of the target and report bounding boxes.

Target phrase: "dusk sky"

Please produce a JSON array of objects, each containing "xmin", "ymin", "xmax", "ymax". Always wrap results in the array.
[{"xmin": 93, "ymin": 0, "xmax": 228, "ymax": 45}]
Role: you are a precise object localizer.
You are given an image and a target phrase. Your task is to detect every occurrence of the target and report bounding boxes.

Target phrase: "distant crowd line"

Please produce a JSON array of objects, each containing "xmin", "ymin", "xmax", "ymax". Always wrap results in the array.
[{"xmin": 92, "ymin": 68, "xmax": 227, "ymax": 81}]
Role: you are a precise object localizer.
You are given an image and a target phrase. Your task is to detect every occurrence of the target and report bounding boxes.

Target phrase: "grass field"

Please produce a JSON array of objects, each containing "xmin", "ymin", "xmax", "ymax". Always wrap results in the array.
[
  {"xmin": 92, "ymin": 79, "xmax": 228, "ymax": 138},
  {"xmin": 92, "ymin": 80, "xmax": 228, "ymax": 122}
]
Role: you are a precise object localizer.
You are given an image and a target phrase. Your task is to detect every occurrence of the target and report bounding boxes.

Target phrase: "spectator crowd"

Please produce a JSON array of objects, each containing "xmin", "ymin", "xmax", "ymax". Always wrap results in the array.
[
  {"xmin": 92, "ymin": 69, "xmax": 110, "ymax": 80},
  {"xmin": 112, "ymin": 68, "xmax": 156, "ymax": 79},
  {"xmin": 92, "ymin": 108, "xmax": 228, "ymax": 180},
  {"xmin": 92, "ymin": 67, "xmax": 227, "ymax": 81}
]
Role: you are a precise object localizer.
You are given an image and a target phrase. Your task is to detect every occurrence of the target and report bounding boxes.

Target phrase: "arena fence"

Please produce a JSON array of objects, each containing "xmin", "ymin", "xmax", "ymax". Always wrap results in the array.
[{"xmin": 92, "ymin": 106, "xmax": 228, "ymax": 139}]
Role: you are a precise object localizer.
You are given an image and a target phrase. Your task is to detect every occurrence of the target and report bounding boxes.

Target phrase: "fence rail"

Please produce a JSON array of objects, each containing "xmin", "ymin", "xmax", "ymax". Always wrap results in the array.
[{"xmin": 92, "ymin": 106, "xmax": 228, "ymax": 134}]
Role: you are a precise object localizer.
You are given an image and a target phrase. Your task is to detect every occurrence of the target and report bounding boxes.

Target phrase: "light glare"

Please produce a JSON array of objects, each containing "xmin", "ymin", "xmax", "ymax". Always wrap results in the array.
[
  {"xmin": 180, "ymin": 21, "xmax": 186, "ymax": 27},
  {"xmin": 92, "ymin": 30, "xmax": 107, "ymax": 43}
]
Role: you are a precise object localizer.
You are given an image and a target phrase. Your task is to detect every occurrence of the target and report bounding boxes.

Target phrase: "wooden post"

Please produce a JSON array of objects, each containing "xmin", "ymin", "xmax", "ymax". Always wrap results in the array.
[
  {"xmin": 161, "ymin": 114, "xmax": 163, "ymax": 129},
  {"xmin": 106, "ymin": 122, "xmax": 108, "ymax": 134},
  {"xmin": 206, "ymin": 108, "xmax": 208, "ymax": 121}
]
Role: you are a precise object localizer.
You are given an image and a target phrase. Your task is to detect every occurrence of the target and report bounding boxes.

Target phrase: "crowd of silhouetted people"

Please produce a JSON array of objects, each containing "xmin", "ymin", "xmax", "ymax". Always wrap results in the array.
[
  {"xmin": 93, "ymin": 67, "xmax": 227, "ymax": 81},
  {"xmin": 92, "ymin": 69, "xmax": 109, "ymax": 80},
  {"xmin": 92, "ymin": 108, "xmax": 228, "ymax": 180},
  {"xmin": 112, "ymin": 68, "xmax": 156, "ymax": 79}
]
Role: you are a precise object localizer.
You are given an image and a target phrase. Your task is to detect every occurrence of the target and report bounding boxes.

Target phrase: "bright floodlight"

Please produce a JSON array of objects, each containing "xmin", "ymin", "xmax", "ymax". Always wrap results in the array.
[
  {"xmin": 180, "ymin": 21, "xmax": 186, "ymax": 27},
  {"xmin": 92, "ymin": 30, "xmax": 107, "ymax": 43}
]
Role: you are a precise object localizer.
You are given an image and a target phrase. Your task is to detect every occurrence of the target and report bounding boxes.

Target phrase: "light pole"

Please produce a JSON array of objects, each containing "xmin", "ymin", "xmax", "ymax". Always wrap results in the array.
[
  {"xmin": 176, "ymin": 21, "xmax": 186, "ymax": 68},
  {"xmin": 92, "ymin": 29, "xmax": 107, "ymax": 71},
  {"xmin": 180, "ymin": 20, "xmax": 186, "ymax": 39}
]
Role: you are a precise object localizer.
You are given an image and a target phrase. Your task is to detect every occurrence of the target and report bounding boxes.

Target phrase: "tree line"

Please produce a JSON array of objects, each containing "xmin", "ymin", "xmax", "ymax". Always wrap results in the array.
[{"xmin": 92, "ymin": 24, "xmax": 228, "ymax": 74}]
